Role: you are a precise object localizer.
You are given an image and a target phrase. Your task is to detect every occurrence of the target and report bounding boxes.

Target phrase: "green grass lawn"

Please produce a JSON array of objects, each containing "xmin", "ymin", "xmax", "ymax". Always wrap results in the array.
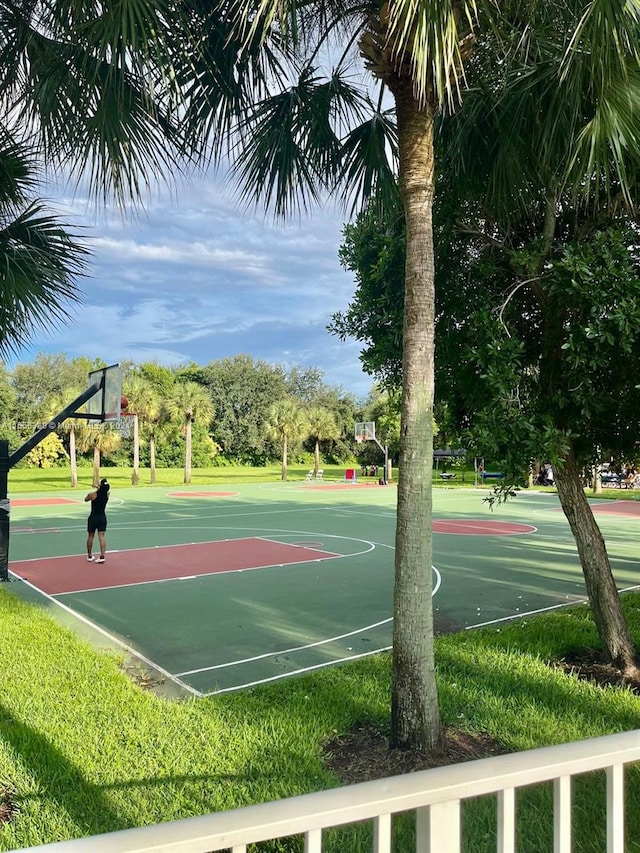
[
  {"xmin": 7, "ymin": 464, "xmax": 363, "ymax": 492},
  {"xmin": 8, "ymin": 465, "xmax": 632, "ymax": 502},
  {"xmin": 0, "ymin": 584, "xmax": 638, "ymax": 852}
]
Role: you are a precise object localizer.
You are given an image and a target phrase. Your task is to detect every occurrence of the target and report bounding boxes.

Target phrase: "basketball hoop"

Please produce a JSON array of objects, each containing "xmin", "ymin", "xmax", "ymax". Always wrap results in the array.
[
  {"xmin": 104, "ymin": 410, "xmax": 135, "ymax": 438},
  {"xmin": 117, "ymin": 411, "xmax": 136, "ymax": 438}
]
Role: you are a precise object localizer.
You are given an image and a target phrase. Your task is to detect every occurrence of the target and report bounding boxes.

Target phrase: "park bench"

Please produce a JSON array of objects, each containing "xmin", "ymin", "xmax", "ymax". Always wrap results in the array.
[
  {"xmin": 600, "ymin": 472, "xmax": 621, "ymax": 487},
  {"xmin": 439, "ymin": 472, "xmax": 456, "ymax": 480}
]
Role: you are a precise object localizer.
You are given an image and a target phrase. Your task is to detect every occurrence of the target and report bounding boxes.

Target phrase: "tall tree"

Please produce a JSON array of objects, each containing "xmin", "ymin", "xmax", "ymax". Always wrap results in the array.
[
  {"xmin": 438, "ymin": 0, "xmax": 640, "ymax": 676},
  {"xmin": 202, "ymin": 356, "xmax": 287, "ymax": 463},
  {"xmin": 125, "ymin": 377, "xmax": 163, "ymax": 485},
  {"xmin": 77, "ymin": 427, "xmax": 121, "ymax": 487},
  {"xmin": 165, "ymin": 382, "xmax": 214, "ymax": 484},
  {"xmin": 306, "ymin": 407, "xmax": 340, "ymax": 475},
  {"xmin": 265, "ymin": 400, "xmax": 309, "ymax": 481},
  {"xmin": 178, "ymin": 0, "xmax": 487, "ymax": 752},
  {"xmin": 336, "ymin": 213, "xmax": 640, "ymax": 677}
]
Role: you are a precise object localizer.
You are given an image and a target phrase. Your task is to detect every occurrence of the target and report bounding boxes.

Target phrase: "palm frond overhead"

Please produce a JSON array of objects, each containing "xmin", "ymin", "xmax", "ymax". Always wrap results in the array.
[
  {"xmin": 336, "ymin": 107, "xmax": 398, "ymax": 215},
  {"xmin": 230, "ymin": 64, "xmax": 373, "ymax": 215},
  {"xmin": 0, "ymin": 0, "xmax": 191, "ymax": 205},
  {"xmin": 0, "ymin": 200, "xmax": 85, "ymax": 357}
]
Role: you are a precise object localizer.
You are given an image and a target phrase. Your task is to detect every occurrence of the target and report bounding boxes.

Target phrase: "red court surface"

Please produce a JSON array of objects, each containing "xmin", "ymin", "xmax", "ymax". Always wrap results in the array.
[
  {"xmin": 167, "ymin": 491, "xmax": 238, "ymax": 498},
  {"xmin": 433, "ymin": 519, "xmax": 536, "ymax": 535},
  {"xmin": 12, "ymin": 498, "xmax": 78, "ymax": 507},
  {"xmin": 590, "ymin": 500, "xmax": 640, "ymax": 517},
  {"xmin": 10, "ymin": 537, "xmax": 340, "ymax": 595}
]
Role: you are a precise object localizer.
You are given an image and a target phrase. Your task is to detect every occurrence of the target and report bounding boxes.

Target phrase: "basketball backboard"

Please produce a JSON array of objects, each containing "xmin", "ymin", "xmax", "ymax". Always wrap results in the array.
[
  {"xmin": 86, "ymin": 364, "xmax": 122, "ymax": 422},
  {"xmin": 354, "ymin": 421, "xmax": 376, "ymax": 441}
]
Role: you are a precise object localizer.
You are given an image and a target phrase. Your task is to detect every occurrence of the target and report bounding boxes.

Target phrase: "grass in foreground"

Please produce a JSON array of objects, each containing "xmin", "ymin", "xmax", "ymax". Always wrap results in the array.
[{"xmin": 0, "ymin": 590, "xmax": 639, "ymax": 852}]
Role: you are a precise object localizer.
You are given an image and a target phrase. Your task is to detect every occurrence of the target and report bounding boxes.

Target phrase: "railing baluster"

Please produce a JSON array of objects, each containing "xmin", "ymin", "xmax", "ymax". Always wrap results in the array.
[
  {"xmin": 607, "ymin": 763, "xmax": 625, "ymax": 853},
  {"xmin": 497, "ymin": 786, "xmax": 515, "ymax": 853},
  {"xmin": 553, "ymin": 775, "xmax": 571, "ymax": 852},
  {"xmin": 416, "ymin": 800, "xmax": 460, "ymax": 852},
  {"xmin": 305, "ymin": 827, "xmax": 322, "ymax": 853},
  {"xmin": 374, "ymin": 813, "xmax": 392, "ymax": 853}
]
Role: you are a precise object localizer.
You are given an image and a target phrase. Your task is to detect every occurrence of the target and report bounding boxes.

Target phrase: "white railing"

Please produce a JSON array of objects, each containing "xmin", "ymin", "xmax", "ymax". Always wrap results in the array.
[{"xmin": 12, "ymin": 729, "xmax": 640, "ymax": 853}]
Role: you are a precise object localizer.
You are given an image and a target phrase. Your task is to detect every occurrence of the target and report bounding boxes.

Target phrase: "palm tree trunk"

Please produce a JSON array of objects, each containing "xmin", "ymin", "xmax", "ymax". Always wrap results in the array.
[
  {"xmin": 554, "ymin": 446, "xmax": 638, "ymax": 676},
  {"xmin": 184, "ymin": 416, "xmax": 192, "ymax": 484},
  {"xmin": 389, "ymin": 79, "xmax": 443, "ymax": 752},
  {"xmin": 150, "ymin": 434, "xmax": 157, "ymax": 484},
  {"xmin": 69, "ymin": 427, "xmax": 78, "ymax": 488},
  {"xmin": 282, "ymin": 436, "xmax": 288, "ymax": 481},
  {"xmin": 314, "ymin": 439, "xmax": 320, "ymax": 475},
  {"xmin": 592, "ymin": 466, "xmax": 602, "ymax": 494},
  {"xmin": 132, "ymin": 414, "xmax": 139, "ymax": 485},
  {"xmin": 92, "ymin": 445, "xmax": 100, "ymax": 487}
]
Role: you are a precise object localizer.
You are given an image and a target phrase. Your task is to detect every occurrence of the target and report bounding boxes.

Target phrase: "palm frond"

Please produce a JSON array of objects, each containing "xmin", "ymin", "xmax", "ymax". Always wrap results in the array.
[
  {"xmin": 386, "ymin": 0, "xmax": 478, "ymax": 108},
  {"xmin": 0, "ymin": 0, "xmax": 191, "ymax": 205},
  {"xmin": 0, "ymin": 200, "xmax": 86, "ymax": 357},
  {"xmin": 176, "ymin": 1, "xmax": 292, "ymax": 164},
  {"xmin": 231, "ymin": 64, "xmax": 370, "ymax": 216},
  {"xmin": 336, "ymin": 107, "xmax": 399, "ymax": 216}
]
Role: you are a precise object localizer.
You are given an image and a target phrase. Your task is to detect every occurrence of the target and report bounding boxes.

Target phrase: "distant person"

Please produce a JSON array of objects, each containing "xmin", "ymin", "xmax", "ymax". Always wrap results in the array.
[{"xmin": 85, "ymin": 478, "xmax": 110, "ymax": 563}]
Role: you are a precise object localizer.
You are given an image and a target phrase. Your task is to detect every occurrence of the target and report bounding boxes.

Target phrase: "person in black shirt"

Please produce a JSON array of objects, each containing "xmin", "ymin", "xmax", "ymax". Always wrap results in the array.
[{"xmin": 85, "ymin": 478, "xmax": 110, "ymax": 563}]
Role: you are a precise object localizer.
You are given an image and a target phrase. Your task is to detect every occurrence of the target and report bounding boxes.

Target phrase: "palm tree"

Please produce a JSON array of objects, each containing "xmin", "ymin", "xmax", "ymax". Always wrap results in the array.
[
  {"xmin": 265, "ymin": 400, "xmax": 309, "ymax": 481},
  {"xmin": 306, "ymin": 407, "xmax": 340, "ymax": 476},
  {"xmin": 77, "ymin": 427, "xmax": 121, "ymax": 488},
  {"xmin": 165, "ymin": 382, "xmax": 214, "ymax": 484},
  {"xmin": 177, "ymin": 0, "xmax": 485, "ymax": 753},
  {"xmin": 124, "ymin": 378, "xmax": 162, "ymax": 485}
]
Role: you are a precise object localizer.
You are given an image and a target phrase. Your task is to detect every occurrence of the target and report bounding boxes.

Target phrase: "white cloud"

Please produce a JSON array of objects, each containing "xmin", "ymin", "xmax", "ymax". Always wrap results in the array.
[{"xmin": 15, "ymin": 176, "xmax": 373, "ymax": 398}]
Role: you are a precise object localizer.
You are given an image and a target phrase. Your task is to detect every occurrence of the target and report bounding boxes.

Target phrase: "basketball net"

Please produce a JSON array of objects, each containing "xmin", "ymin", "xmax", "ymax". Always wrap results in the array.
[{"xmin": 116, "ymin": 413, "xmax": 135, "ymax": 438}]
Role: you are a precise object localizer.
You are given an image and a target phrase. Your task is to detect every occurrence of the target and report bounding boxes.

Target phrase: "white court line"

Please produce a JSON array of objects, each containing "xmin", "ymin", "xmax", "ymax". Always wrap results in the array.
[
  {"xmin": 203, "ymin": 648, "xmax": 393, "ymax": 695},
  {"xmin": 466, "ymin": 583, "xmax": 640, "ymax": 629},
  {"xmin": 182, "ymin": 564, "xmax": 441, "ymax": 682},
  {"xmin": 177, "ymin": 617, "xmax": 395, "ymax": 676},
  {"xmin": 435, "ymin": 520, "xmax": 538, "ymax": 535}
]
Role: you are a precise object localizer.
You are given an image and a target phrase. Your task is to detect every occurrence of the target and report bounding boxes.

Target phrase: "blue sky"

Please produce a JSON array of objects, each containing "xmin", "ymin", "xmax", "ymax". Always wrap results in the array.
[{"xmin": 18, "ymin": 178, "xmax": 374, "ymax": 400}]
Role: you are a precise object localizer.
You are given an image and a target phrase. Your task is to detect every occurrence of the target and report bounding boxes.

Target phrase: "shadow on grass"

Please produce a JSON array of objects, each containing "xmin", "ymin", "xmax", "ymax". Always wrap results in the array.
[{"xmin": 0, "ymin": 702, "xmax": 282, "ymax": 844}]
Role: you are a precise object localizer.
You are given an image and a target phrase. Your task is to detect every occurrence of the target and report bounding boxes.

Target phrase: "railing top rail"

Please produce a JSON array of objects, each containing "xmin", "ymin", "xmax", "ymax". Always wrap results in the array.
[{"xmin": 12, "ymin": 729, "xmax": 640, "ymax": 853}]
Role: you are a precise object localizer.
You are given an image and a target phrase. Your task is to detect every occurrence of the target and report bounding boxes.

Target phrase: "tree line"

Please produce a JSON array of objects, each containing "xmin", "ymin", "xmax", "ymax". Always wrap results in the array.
[{"xmin": 0, "ymin": 352, "xmax": 399, "ymax": 482}]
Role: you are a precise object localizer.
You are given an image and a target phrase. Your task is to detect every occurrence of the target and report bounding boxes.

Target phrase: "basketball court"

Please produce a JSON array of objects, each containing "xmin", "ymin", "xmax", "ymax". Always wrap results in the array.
[{"xmin": 5, "ymin": 481, "xmax": 640, "ymax": 697}]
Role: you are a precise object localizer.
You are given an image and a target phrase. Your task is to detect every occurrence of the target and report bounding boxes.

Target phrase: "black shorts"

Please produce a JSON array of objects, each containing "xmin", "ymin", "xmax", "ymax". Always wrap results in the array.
[{"xmin": 87, "ymin": 514, "xmax": 107, "ymax": 533}]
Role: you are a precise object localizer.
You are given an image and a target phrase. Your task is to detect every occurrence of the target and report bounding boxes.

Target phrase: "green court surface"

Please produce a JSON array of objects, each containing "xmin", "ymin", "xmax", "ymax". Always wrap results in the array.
[{"xmin": 7, "ymin": 481, "xmax": 640, "ymax": 696}]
